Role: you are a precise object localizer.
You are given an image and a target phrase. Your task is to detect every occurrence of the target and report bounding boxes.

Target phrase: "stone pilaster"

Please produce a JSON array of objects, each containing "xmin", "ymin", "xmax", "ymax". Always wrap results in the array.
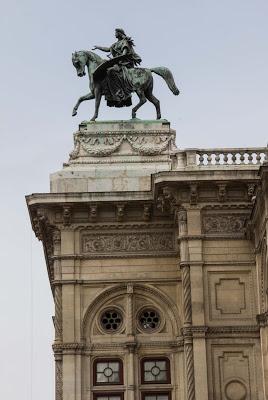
[{"xmin": 178, "ymin": 208, "xmax": 195, "ymax": 400}]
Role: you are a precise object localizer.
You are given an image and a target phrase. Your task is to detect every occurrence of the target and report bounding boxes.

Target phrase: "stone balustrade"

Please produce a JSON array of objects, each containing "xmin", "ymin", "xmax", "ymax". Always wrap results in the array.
[{"xmin": 175, "ymin": 147, "xmax": 268, "ymax": 168}]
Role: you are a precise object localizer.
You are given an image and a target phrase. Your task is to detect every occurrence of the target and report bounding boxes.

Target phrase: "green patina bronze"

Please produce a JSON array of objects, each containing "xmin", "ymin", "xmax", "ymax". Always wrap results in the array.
[{"xmin": 72, "ymin": 28, "xmax": 180, "ymax": 121}]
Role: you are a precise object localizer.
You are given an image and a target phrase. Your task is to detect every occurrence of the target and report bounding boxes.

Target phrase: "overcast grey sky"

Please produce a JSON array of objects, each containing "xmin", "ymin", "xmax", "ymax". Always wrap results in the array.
[{"xmin": 1, "ymin": 1, "xmax": 268, "ymax": 399}]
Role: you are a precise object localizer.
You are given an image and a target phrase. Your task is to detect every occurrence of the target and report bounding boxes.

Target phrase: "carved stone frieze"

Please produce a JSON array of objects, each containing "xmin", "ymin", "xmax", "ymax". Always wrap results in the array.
[
  {"xmin": 181, "ymin": 325, "xmax": 259, "ymax": 337},
  {"xmin": 81, "ymin": 231, "xmax": 175, "ymax": 256},
  {"xmin": 202, "ymin": 214, "xmax": 247, "ymax": 234},
  {"xmin": 69, "ymin": 130, "xmax": 175, "ymax": 159}
]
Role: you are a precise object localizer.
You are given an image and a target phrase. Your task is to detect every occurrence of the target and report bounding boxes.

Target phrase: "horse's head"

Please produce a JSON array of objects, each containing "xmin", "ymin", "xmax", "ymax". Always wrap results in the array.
[{"xmin": 72, "ymin": 51, "xmax": 87, "ymax": 77}]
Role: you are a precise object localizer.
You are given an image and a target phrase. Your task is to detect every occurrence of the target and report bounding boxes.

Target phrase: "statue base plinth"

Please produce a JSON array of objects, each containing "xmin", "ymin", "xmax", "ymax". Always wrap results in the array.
[{"xmin": 50, "ymin": 119, "xmax": 177, "ymax": 193}]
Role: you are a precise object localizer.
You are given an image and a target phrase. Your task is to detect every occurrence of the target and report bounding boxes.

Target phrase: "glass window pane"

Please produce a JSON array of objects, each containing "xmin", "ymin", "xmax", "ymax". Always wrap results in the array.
[
  {"xmin": 156, "ymin": 361, "xmax": 166, "ymax": 370},
  {"xmin": 95, "ymin": 396, "xmax": 121, "ymax": 400},
  {"xmin": 96, "ymin": 362, "xmax": 108, "ymax": 372},
  {"xmin": 109, "ymin": 372, "xmax": 120, "ymax": 383},
  {"xmin": 157, "ymin": 396, "xmax": 168, "ymax": 400},
  {"xmin": 156, "ymin": 371, "xmax": 167, "ymax": 381},
  {"xmin": 109, "ymin": 362, "xmax": 119, "ymax": 372},
  {"xmin": 144, "ymin": 396, "xmax": 156, "ymax": 400},
  {"xmin": 144, "ymin": 361, "xmax": 155, "ymax": 370},
  {"xmin": 144, "ymin": 371, "xmax": 154, "ymax": 381},
  {"xmin": 96, "ymin": 372, "xmax": 108, "ymax": 383}
]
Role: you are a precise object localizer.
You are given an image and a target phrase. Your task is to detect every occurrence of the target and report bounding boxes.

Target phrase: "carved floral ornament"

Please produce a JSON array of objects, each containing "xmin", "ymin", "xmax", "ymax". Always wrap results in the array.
[
  {"xmin": 69, "ymin": 131, "xmax": 175, "ymax": 158},
  {"xmin": 81, "ymin": 231, "xmax": 176, "ymax": 256},
  {"xmin": 202, "ymin": 214, "xmax": 248, "ymax": 234}
]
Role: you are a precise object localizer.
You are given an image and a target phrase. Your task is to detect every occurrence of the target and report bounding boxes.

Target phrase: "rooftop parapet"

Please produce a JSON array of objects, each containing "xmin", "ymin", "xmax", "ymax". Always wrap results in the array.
[{"xmin": 173, "ymin": 147, "xmax": 268, "ymax": 169}]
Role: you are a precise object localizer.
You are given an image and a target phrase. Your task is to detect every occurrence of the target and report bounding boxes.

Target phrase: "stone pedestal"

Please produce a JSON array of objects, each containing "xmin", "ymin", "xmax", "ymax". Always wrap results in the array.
[{"xmin": 51, "ymin": 119, "xmax": 176, "ymax": 193}]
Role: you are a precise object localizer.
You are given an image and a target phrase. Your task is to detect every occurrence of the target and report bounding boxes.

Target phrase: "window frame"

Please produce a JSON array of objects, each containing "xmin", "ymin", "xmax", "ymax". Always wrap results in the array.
[
  {"xmin": 93, "ymin": 393, "xmax": 124, "ymax": 400},
  {"xmin": 140, "ymin": 357, "xmax": 171, "ymax": 384},
  {"xmin": 141, "ymin": 391, "xmax": 171, "ymax": 400},
  {"xmin": 93, "ymin": 358, "xmax": 124, "ymax": 386}
]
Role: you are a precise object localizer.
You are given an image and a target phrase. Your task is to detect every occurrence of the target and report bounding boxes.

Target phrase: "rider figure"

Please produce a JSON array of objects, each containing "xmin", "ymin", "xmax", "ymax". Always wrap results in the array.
[{"xmin": 92, "ymin": 28, "xmax": 142, "ymax": 106}]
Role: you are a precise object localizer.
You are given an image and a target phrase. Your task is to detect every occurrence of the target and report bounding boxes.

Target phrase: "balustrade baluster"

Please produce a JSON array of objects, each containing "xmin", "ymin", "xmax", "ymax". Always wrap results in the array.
[
  {"xmin": 231, "ymin": 153, "xmax": 236, "ymax": 164},
  {"xmin": 215, "ymin": 153, "xmax": 220, "ymax": 164},
  {"xmin": 248, "ymin": 153, "xmax": 253, "ymax": 164},
  {"xmin": 240, "ymin": 153, "xmax": 245, "ymax": 165}
]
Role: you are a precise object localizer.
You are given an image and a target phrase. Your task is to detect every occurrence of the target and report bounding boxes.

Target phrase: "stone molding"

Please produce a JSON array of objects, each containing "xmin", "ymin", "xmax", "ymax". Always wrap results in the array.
[
  {"xmin": 181, "ymin": 325, "xmax": 259, "ymax": 338},
  {"xmin": 53, "ymin": 340, "xmax": 184, "ymax": 353}
]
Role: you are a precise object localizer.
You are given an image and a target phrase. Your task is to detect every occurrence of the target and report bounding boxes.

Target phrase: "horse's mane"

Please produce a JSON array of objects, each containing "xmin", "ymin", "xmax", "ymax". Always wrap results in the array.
[{"xmin": 77, "ymin": 50, "xmax": 104, "ymax": 64}]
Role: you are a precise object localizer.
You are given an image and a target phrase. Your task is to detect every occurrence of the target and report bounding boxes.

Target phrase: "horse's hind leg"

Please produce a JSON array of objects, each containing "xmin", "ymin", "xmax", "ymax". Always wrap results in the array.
[
  {"xmin": 145, "ymin": 84, "xmax": 161, "ymax": 119},
  {"xmin": 132, "ymin": 91, "xmax": 147, "ymax": 119},
  {"xmin": 72, "ymin": 92, "xmax": 94, "ymax": 116}
]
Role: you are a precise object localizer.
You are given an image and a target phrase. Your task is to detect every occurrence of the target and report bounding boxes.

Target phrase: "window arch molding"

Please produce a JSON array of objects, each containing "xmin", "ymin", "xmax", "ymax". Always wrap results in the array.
[{"xmin": 82, "ymin": 283, "xmax": 182, "ymax": 340}]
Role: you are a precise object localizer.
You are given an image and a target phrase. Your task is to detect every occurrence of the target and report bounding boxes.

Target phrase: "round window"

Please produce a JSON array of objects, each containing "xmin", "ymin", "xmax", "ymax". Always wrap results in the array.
[
  {"xmin": 138, "ymin": 308, "xmax": 161, "ymax": 331},
  {"xmin": 100, "ymin": 309, "xmax": 123, "ymax": 332}
]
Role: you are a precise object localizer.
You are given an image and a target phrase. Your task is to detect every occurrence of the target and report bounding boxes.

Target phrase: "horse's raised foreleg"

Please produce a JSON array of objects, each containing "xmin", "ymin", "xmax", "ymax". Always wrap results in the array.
[
  {"xmin": 132, "ymin": 91, "xmax": 147, "ymax": 119},
  {"xmin": 90, "ymin": 87, "xmax": 102, "ymax": 121},
  {"xmin": 72, "ymin": 92, "xmax": 95, "ymax": 116},
  {"xmin": 145, "ymin": 83, "xmax": 161, "ymax": 119}
]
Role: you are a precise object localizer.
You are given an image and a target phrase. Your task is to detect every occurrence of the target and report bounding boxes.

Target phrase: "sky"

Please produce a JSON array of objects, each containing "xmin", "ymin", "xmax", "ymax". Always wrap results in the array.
[{"xmin": 0, "ymin": 0, "xmax": 268, "ymax": 399}]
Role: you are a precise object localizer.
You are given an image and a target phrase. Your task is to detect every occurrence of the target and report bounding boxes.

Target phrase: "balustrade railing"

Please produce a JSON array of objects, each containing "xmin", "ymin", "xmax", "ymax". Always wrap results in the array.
[{"xmin": 184, "ymin": 148, "xmax": 268, "ymax": 167}]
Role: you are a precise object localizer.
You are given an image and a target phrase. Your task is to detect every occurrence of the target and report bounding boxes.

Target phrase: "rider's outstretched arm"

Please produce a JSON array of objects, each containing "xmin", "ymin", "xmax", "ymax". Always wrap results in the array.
[{"xmin": 92, "ymin": 46, "xmax": 110, "ymax": 52}]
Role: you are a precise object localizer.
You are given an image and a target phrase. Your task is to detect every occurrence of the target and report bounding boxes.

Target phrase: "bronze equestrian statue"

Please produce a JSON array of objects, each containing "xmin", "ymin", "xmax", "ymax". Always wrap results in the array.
[{"xmin": 72, "ymin": 28, "xmax": 179, "ymax": 121}]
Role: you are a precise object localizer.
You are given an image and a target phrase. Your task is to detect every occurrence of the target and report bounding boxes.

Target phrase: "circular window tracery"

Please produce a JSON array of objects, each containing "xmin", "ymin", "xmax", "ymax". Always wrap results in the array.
[
  {"xmin": 138, "ymin": 308, "xmax": 161, "ymax": 331},
  {"xmin": 100, "ymin": 309, "xmax": 123, "ymax": 332}
]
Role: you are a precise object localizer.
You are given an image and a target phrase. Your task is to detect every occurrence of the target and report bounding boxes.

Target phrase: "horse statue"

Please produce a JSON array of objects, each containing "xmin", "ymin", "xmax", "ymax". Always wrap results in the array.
[{"xmin": 72, "ymin": 50, "xmax": 180, "ymax": 121}]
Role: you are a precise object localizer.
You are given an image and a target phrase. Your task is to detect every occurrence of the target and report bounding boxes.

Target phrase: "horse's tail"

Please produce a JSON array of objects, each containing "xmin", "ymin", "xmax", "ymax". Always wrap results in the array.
[{"xmin": 150, "ymin": 67, "xmax": 180, "ymax": 95}]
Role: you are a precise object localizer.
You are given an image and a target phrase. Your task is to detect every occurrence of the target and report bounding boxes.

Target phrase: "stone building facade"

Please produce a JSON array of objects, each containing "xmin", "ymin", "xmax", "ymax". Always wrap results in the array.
[{"xmin": 26, "ymin": 120, "xmax": 268, "ymax": 400}]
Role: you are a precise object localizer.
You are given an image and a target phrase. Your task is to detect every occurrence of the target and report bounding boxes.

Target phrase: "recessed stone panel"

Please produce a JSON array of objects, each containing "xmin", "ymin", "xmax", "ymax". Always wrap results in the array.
[
  {"xmin": 205, "ymin": 269, "xmax": 256, "ymax": 324},
  {"xmin": 208, "ymin": 343, "xmax": 259, "ymax": 400}
]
